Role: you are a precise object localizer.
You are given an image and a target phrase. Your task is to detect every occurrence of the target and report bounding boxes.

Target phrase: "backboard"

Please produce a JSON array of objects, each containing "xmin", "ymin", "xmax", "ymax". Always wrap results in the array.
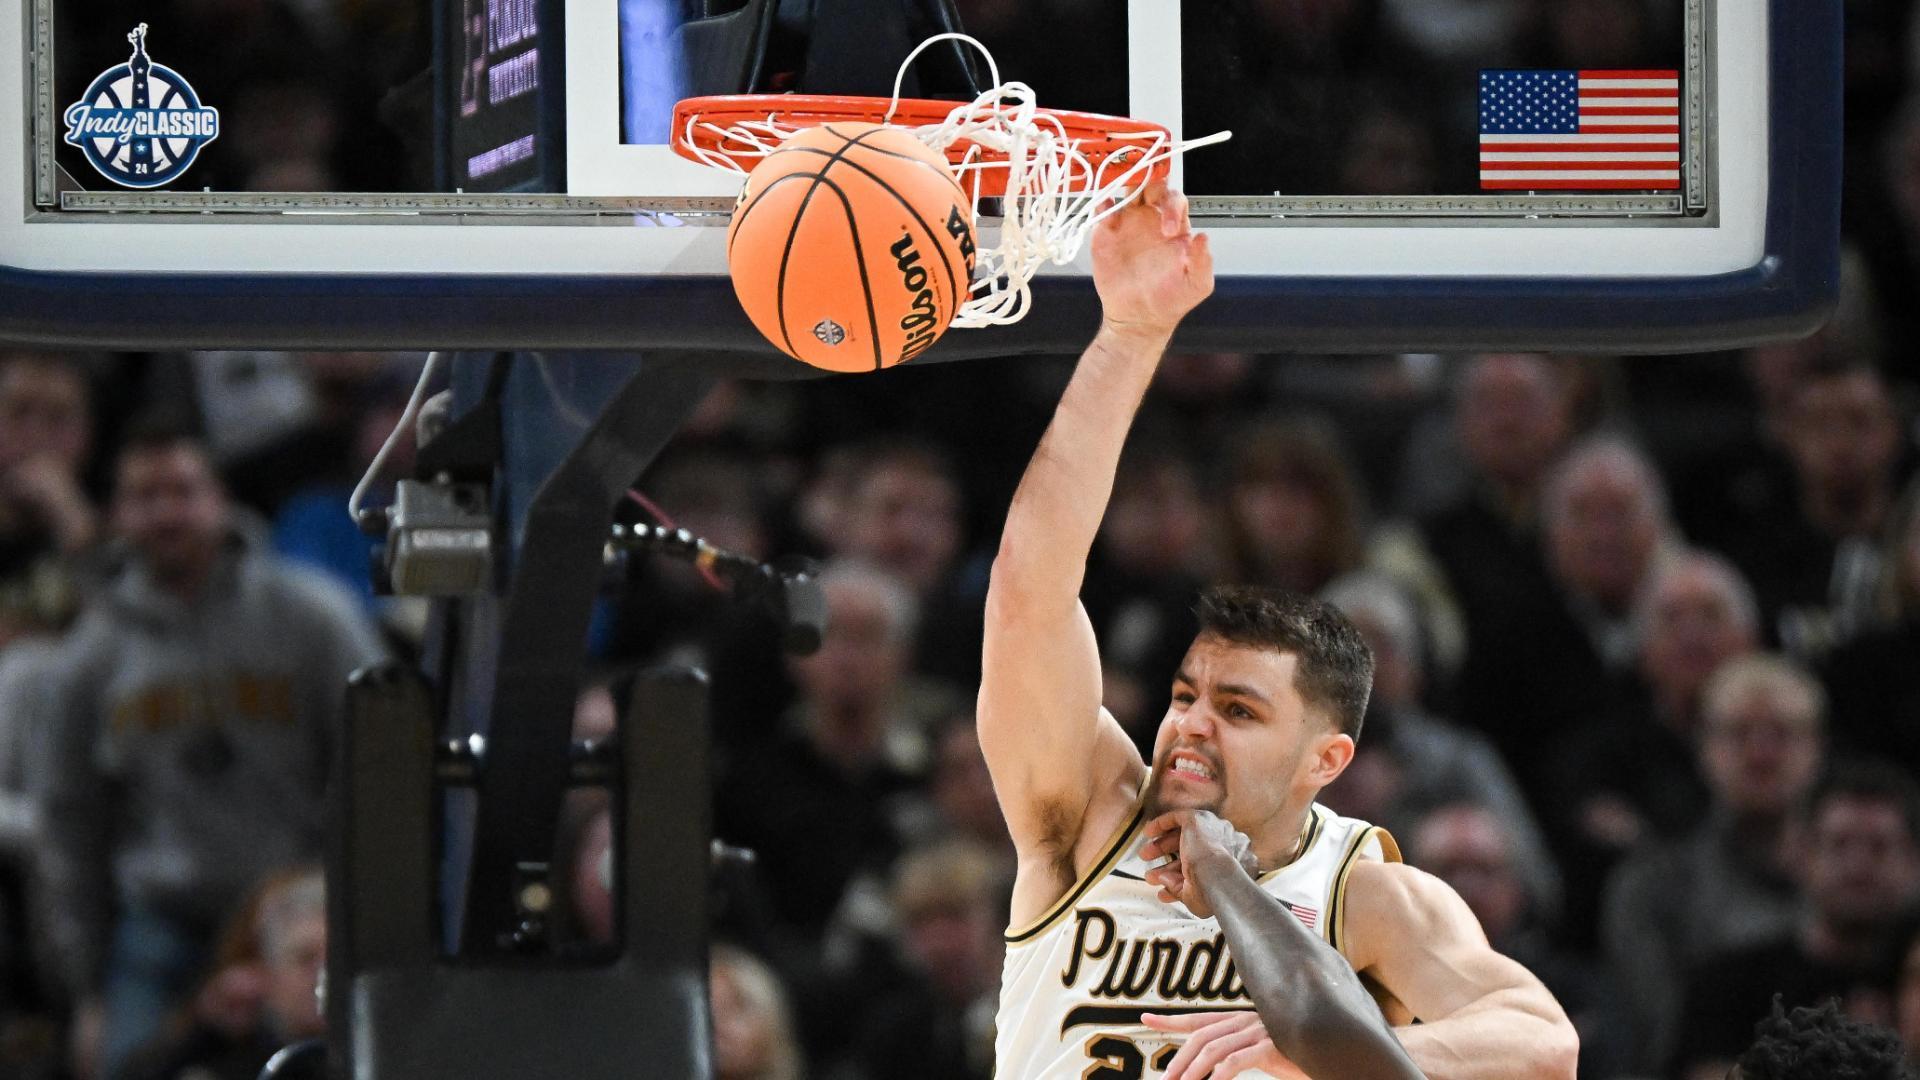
[{"xmin": 0, "ymin": 0, "xmax": 1840, "ymax": 356}]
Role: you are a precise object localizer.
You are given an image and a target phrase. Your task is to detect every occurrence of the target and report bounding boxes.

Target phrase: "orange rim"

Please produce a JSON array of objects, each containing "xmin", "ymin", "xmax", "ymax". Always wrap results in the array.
[{"xmin": 671, "ymin": 94, "xmax": 1172, "ymax": 199}]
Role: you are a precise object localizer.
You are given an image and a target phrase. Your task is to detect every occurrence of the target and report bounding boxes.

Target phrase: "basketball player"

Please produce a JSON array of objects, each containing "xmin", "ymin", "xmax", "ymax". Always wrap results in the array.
[{"xmin": 980, "ymin": 181, "xmax": 1580, "ymax": 1079}]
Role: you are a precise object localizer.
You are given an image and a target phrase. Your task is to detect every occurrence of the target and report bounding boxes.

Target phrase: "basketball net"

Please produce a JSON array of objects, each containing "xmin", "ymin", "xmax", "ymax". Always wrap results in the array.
[{"xmin": 677, "ymin": 34, "xmax": 1231, "ymax": 329}]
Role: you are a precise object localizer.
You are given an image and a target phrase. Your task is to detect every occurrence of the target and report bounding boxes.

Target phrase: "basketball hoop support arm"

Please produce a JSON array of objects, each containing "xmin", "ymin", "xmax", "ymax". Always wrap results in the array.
[{"xmin": 325, "ymin": 351, "xmax": 782, "ymax": 1080}]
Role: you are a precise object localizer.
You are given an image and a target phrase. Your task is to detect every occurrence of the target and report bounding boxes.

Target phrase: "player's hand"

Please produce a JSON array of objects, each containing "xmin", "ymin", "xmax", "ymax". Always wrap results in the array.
[
  {"xmin": 1090, "ymin": 181, "xmax": 1214, "ymax": 341},
  {"xmin": 1139, "ymin": 809, "xmax": 1257, "ymax": 918},
  {"xmin": 1141, "ymin": 1010, "xmax": 1312, "ymax": 1080}
]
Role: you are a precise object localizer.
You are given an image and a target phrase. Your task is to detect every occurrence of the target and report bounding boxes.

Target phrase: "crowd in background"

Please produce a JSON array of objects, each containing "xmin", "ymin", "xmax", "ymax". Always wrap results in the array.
[
  {"xmin": 1, "ymin": 336, "xmax": 1917, "ymax": 1080},
  {"xmin": 12, "ymin": 0, "xmax": 1920, "ymax": 1078}
]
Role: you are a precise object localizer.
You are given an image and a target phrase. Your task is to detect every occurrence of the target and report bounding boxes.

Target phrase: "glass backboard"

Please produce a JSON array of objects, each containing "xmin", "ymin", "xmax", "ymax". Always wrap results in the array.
[{"xmin": 0, "ymin": 0, "xmax": 1840, "ymax": 356}]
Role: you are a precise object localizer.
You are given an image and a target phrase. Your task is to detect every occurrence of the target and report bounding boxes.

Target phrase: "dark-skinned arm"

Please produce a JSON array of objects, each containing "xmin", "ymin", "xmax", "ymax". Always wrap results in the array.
[
  {"xmin": 1194, "ymin": 845, "xmax": 1424, "ymax": 1079},
  {"xmin": 1142, "ymin": 810, "xmax": 1424, "ymax": 1080}
]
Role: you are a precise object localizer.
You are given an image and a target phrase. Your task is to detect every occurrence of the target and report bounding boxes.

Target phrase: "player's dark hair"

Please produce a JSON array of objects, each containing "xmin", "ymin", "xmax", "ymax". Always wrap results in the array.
[
  {"xmin": 1801, "ymin": 757, "xmax": 1920, "ymax": 845},
  {"xmin": 1730, "ymin": 997, "xmax": 1911, "ymax": 1080},
  {"xmin": 1193, "ymin": 585, "xmax": 1374, "ymax": 740}
]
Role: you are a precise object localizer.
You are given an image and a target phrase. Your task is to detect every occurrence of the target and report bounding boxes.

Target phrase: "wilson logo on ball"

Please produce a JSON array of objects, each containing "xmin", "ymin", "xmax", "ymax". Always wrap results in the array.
[
  {"xmin": 891, "ymin": 232, "xmax": 941, "ymax": 363},
  {"xmin": 946, "ymin": 206, "xmax": 977, "ymax": 267}
]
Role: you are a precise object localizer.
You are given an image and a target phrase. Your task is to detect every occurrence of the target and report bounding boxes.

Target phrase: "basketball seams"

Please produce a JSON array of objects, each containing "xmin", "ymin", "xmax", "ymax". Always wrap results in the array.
[
  {"xmin": 766, "ymin": 146, "xmax": 966, "ymax": 323},
  {"xmin": 811, "ymin": 179, "xmax": 886, "ymax": 371},
  {"xmin": 815, "ymin": 123, "xmax": 971, "ymax": 202},
  {"xmin": 770, "ymin": 128, "xmax": 896, "ymax": 363},
  {"xmin": 729, "ymin": 170, "xmax": 822, "ymax": 264},
  {"xmin": 772, "ymin": 172, "xmax": 828, "ymax": 361}
]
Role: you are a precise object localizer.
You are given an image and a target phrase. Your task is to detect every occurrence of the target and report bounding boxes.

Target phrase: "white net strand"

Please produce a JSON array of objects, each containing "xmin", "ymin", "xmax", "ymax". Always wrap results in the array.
[{"xmin": 678, "ymin": 33, "xmax": 1229, "ymax": 328}]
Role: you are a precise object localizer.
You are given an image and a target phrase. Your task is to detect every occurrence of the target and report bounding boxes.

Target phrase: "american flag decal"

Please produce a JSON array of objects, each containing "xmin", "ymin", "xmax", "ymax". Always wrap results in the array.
[
  {"xmin": 1288, "ymin": 903, "xmax": 1318, "ymax": 929},
  {"xmin": 1479, "ymin": 69, "xmax": 1680, "ymax": 190}
]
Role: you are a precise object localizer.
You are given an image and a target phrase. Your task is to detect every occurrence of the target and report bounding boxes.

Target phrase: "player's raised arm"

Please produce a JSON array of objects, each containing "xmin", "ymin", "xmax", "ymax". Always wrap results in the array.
[{"xmin": 978, "ymin": 182, "xmax": 1214, "ymax": 867}]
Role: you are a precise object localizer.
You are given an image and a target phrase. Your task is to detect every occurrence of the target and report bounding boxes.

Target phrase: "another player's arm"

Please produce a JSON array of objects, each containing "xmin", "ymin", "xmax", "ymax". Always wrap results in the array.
[
  {"xmin": 978, "ymin": 184, "xmax": 1214, "ymax": 874},
  {"xmin": 1142, "ymin": 811, "xmax": 1424, "ymax": 1080},
  {"xmin": 1345, "ymin": 859, "xmax": 1580, "ymax": 1080}
]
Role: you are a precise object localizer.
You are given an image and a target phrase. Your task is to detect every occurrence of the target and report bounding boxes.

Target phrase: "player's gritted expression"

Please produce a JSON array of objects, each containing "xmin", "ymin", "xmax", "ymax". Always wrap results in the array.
[{"xmin": 1143, "ymin": 635, "xmax": 1349, "ymax": 846}]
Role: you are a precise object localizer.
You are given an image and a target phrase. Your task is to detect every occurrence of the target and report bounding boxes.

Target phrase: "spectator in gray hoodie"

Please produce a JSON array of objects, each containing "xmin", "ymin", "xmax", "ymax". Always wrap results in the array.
[{"xmin": 33, "ymin": 422, "xmax": 383, "ymax": 1080}]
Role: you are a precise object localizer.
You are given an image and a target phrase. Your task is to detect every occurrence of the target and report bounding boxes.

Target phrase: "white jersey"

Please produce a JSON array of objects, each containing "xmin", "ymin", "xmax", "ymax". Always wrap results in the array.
[{"xmin": 993, "ymin": 800, "xmax": 1399, "ymax": 1080}]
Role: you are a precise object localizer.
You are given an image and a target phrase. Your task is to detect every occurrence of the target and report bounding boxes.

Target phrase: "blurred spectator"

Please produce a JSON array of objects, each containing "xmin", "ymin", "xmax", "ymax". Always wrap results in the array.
[
  {"xmin": 1603, "ymin": 655, "xmax": 1826, "ymax": 1075},
  {"xmin": 1382, "ymin": 0, "xmax": 1527, "ymax": 66},
  {"xmin": 0, "ymin": 353, "xmax": 98, "ymax": 646},
  {"xmin": 836, "ymin": 442, "xmax": 961, "ymax": 598},
  {"xmin": 1670, "ymin": 760, "xmax": 1920, "ymax": 1078},
  {"xmin": 711, "ymin": 944, "xmax": 805, "ymax": 1080},
  {"xmin": 1178, "ymin": 0, "xmax": 1424, "ymax": 195},
  {"xmin": 1522, "ymin": 0, "xmax": 1668, "ymax": 70},
  {"xmin": 1317, "ymin": 571, "xmax": 1560, "ymax": 920},
  {"xmin": 829, "ymin": 441, "xmax": 981, "ymax": 689},
  {"xmin": 714, "ymin": 561, "xmax": 951, "ymax": 938},
  {"xmin": 1223, "ymin": 420, "xmax": 1367, "ymax": 597},
  {"xmin": 615, "ymin": 450, "xmax": 772, "ymax": 669},
  {"xmin": 1824, "ymin": 476, "xmax": 1920, "ymax": 776},
  {"xmin": 1384, "ymin": 354, "xmax": 1575, "ymax": 743},
  {"xmin": 1085, "ymin": 441, "xmax": 1209, "ymax": 746},
  {"xmin": 1638, "ymin": 552, "xmax": 1766, "ymax": 731},
  {"xmin": 1401, "ymin": 353, "xmax": 1573, "ymax": 519},
  {"xmin": 844, "ymin": 840, "xmax": 1003, "ymax": 1080},
  {"xmin": 1149, "ymin": 354, "xmax": 1261, "ymax": 438},
  {"xmin": 0, "ymin": 638, "xmax": 65, "ymax": 989},
  {"xmin": 1407, "ymin": 804, "xmax": 1626, "ymax": 1078},
  {"xmin": 1724, "ymin": 362, "xmax": 1908, "ymax": 660},
  {"xmin": 1544, "ymin": 434, "xmax": 1676, "ymax": 669},
  {"xmin": 899, "ymin": 714, "xmax": 1012, "ymax": 863},
  {"xmin": 1476, "ymin": 433, "xmax": 1676, "ymax": 818},
  {"xmin": 1336, "ymin": 96, "xmax": 1442, "ymax": 198},
  {"xmin": 35, "ymin": 424, "xmax": 383, "ymax": 1080},
  {"xmin": 120, "ymin": 866, "xmax": 326, "ymax": 1080},
  {"xmin": 1668, "ymin": 247, "xmax": 1890, "ymax": 557},
  {"xmin": 1555, "ymin": 551, "xmax": 1760, "ymax": 867}
]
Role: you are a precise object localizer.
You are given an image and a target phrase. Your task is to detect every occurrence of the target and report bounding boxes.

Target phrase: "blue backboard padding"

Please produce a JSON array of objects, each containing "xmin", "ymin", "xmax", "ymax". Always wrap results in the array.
[{"xmin": 0, "ymin": 0, "xmax": 1838, "ymax": 358}]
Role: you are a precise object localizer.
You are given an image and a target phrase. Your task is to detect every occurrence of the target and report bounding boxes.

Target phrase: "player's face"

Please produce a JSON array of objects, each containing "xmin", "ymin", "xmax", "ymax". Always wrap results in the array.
[{"xmin": 1144, "ymin": 636, "xmax": 1347, "ymax": 839}]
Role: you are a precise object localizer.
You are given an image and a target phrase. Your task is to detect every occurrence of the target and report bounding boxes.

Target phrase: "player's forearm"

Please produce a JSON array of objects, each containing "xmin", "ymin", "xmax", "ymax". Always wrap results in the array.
[
  {"xmin": 990, "ymin": 322, "xmax": 1170, "ymax": 598},
  {"xmin": 1193, "ymin": 851, "xmax": 1425, "ymax": 1080},
  {"xmin": 1395, "ymin": 991, "xmax": 1580, "ymax": 1080}
]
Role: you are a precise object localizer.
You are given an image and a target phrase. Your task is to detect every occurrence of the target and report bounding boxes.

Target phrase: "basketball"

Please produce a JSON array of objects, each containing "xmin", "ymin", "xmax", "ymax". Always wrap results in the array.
[{"xmin": 726, "ymin": 123, "xmax": 977, "ymax": 372}]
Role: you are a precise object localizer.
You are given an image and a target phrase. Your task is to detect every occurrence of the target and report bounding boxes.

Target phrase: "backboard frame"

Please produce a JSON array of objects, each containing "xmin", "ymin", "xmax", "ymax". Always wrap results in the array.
[{"xmin": 0, "ymin": 0, "xmax": 1838, "ymax": 355}]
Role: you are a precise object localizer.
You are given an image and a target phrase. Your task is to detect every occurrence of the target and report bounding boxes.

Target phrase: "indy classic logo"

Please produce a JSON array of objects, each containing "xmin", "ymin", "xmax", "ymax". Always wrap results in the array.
[{"xmin": 63, "ymin": 25, "xmax": 220, "ymax": 189}]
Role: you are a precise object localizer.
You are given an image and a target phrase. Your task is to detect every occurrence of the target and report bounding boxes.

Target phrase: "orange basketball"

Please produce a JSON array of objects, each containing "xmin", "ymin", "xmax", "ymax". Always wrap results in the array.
[{"xmin": 726, "ymin": 123, "xmax": 977, "ymax": 372}]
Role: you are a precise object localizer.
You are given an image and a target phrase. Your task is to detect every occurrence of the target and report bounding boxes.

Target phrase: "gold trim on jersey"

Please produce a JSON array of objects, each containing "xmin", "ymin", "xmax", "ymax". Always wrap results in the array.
[
  {"xmin": 1256, "ymin": 803, "xmax": 1326, "ymax": 885},
  {"xmin": 1005, "ymin": 802, "xmax": 1146, "ymax": 944},
  {"xmin": 1327, "ymin": 825, "xmax": 1400, "ymax": 958}
]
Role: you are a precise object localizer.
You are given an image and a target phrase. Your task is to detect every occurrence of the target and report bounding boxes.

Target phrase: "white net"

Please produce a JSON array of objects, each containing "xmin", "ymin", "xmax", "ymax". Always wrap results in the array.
[{"xmin": 677, "ymin": 34, "xmax": 1229, "ymax": 329}]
